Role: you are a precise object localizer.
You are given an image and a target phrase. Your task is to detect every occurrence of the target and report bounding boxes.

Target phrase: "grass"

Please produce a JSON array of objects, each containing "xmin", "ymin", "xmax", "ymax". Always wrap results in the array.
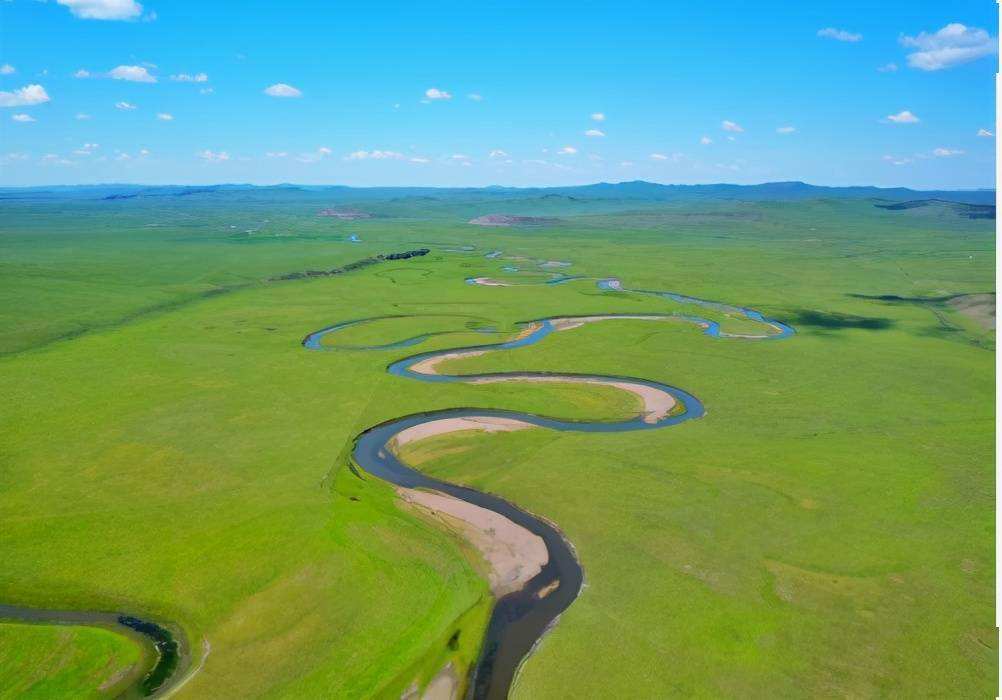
[
  {"xmin": 0, "ymin": 192, "xmax": 994, "ymax": 696},
  {"xmin": 0, "ymin": 623, "xmax": 143, "ymax": 698}
]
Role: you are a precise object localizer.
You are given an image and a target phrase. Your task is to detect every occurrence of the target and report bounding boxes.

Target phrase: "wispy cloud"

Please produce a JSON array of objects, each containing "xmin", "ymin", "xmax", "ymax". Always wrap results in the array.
[
  {"xmin": 425, "ymin": 87, "xmax": 452, "ymax": 100},
  {"xmin": 265, "ymin": 151, "xmax": 288, "ymax": 158},
  {"xmin": 56, "ymin": 0, "xmax": 145, "ymax": 21},
  {"xmin": 885, "ymin": 110, "xmax": 919, "ymax": 124},
  {"xmin": 171, "ymin": 72, "xmax": 208, "ymax": 83},
  {"xmin": 558, "ymin": 146, "xmax": 578, "ymax": 154},
  {"xmin": 264, "ymin": 83, "xmax": 302, "ymax": 98},
  {"xmin": 584, "ymin": 129, "xmax": 605, "ymax": 137},
  {"xmin": 977, "ymin": 128, "xmax": 993, "ymax": 138},
  {"xmin": 76, "ymin": 113, "xmax": 91, "ymax": 120},
  {"xmin": 877, "ymin": 62, "xmax": 898, "ymax": 73},
  {"xmin": 115, "ymin": 101, "xmax": 137, "ymax": 110},
  {"xmin": 198, "ymin": 149, "xmax": 230, "ymax": 162},
  {"xmin": 156, "ymin": 112, "xmax": 173, "ymax": 121},
  {"xmin": 467, "ymin": 93, "xmax": 483, "ymax": 101},
  {"xmin": 409, "ymin": 157, "xmax": 430, "ymax": 163},
  {"xmin": 722, "ymin": 120, "xmax": 744, "ymax": 133},
  {"xmin": 817, "ymin": 27, "xmax": 862, "ymax": 42},
  {"xmin": 199, "ymin": 87, "xmax": 214, "ymax": 95},
  {"xmin": 590, "ymin": 112, "xmax": 605, "ymax": 121},
  {"xmin": 882, "ymin": 154, "xmax": 912, "ymax": 166},
  {"xmin": 296, "ymin": 146, "xmax": 333, "ymax": 163},
  {"xmin": 11, "ymin": 113, "xmax": 35, "ymax": 122},
  {"xmin": 901, "ymin": 23, "xmax": 997, "ymax": 71},
  {"xmin": 776, "ymin": 126, "xmax": 796, "ymax": 134},
  {"xmin": 932, "ymin": 147, "xmax": 963, "ymax": 157},
  {"xmin": 344, "ymin": 149, "xmax": 404, "ymax": 160},
  {"xmin": 699, "ymin": 136, "xmax": 712, "ymax": 145},
  {"xmin": 109, "ymin": 65, "xmax": 156, "ymax": 82},
  {"xmin": 73, "ymin": 143, "xmax": 99, "ymax": 155},
  {"xmin": 488, "ymin": 149, "xmax": 508, "ymax": 158},
  {"xmin": 649, "ymin": 153, "xmax": 669, "ymax": 160},
  {"xmin": 0, "ymin": 64, "xmax": 14, "ymax": 75},
  {"xmin": 74, "ymin": 69, "xmax": 91, "ymax": 78},
  {"xmin": 0, "ymin": 84, "xmax": 50, "ymax": 108}
]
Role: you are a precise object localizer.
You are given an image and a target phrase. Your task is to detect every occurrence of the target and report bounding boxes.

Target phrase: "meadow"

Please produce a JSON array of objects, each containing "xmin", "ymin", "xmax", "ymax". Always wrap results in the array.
[{"xmin": 0, "ymin": 188, "xmax": 995, "ymax": 697}]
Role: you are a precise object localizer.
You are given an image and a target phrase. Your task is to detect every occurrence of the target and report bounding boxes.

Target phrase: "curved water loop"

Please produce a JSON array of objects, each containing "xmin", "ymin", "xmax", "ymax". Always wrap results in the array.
[{"xmin": 307, "ymin": 275, "xmax": 794, "ymax": 698}]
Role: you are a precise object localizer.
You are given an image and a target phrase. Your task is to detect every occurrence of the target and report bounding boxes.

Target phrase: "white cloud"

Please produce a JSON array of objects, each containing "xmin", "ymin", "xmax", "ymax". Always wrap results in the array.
[
  {"xmin": 699, "ymin": 136, "xmax": 713, "ymax": 145},
  {"xmin": 74, "ymin": 69, "xmax": 91, "ymax": 78},
  {"xmin": 467, "ymin": 93, "xmax": 483, "ymax": 101},
  {"xmin": 584, "ymin": 128, "xmax": 605, "ymax": 137},
  {"xmin": 198, "ymin": 150, "xmax": 230, "ymax": 162},
  {"xmin": 263, "ymin": 83, "xmax": 302, "ymax": 98},
  {"xmin": 73, "ymin": 143, "xmax": 99, "ymax": 155},
  {"xmin": 0, "ymin": 64, "xmax": 14, "ymax": 75},
  {"xmin": 977, "ymin": 128, "xmax": 993, "ymax": 138},
  {"xmin": 649, "ymin": 153, "xmax": 669, "ymax": 160},
  {"xmin": 56, "ymin": 0, "xmax": 144, "ymax": 20},
  {"xmin": 425, "ymin": 87, "xmax": 452, "ymax": 100},
  {"xmin": 409, "ymin": 157, "xmax": 430, "ymax": 163},
  {"xmin": 199, "ymin": 87, "xmax": 214, "ymax": 95},
  {"xmin": 932, "ymin": 147, "xmax": 963, "ymax": 157},
  {"xmin": 877, "ymin": 62, "xmax": 898, "ymax": 73},
  {"xmin": 344, "ymin": 149, "xmax": 405, "ymax": 160},
  {"xmin": 265, "ymin": 151, "xmax": 287, "ymax": 158},
  {"xmin": 170, "ymin": 72, "xmax": 208, "ymax": 83},
  {"xmin": 156, "ymin": 112, "xmax": 173, "ymax": 121},
  {"xmin": 297, "ymin": 146, "xmax": 334, "ymax": 163},
  {"xmin": 76, "ymin": 112, "xmax": 91, "ymax": 120},
  {"xmin": 882, "ymin": 154, "xmax": 913, "ymax": 166},
  {"xmin": 591, "ymin": 112, "xmax": 605, "ymax": 121},
  {"xmin": 138, "ymin": 148, "xmax": 150, "ymax": 156},
  {"xmin": 5, "ymin": 152, "xmax": 30, "ymax": 161},
  {"xmin": 885, "ymin": 110, "xmax": 919, "ymax": 123},
  {"xmin": 449, "ymin": 153, "xmax": 470, "ymax": 160},
  {"xmin": 109, "ymin": 65, "xmax": 156, "ymax": 82},
  {"xmin": 41, "ymin": 153, "xmax": 74, "ymax": 166},
  {"xmin": 817, "ymin": 27, "xmax": 862, "ymax": 42},
  {"xmin": 488, "ymin": 149, "xmax": 508, "ymax": 158},
  {"xmin": 115, "ymin": 101, "xmax": 137, "ymax": 110},
  {"xmin": 619, "ymin": 161, "xmax": 634, "ymax": 167},
  {"xmin": 776, "ymin": 126, "xmax": 796, "ymax": 134},
  {"xmin": 901, "ymin": 23, "xmax": 997, "ymax": 71},
  {"xmin": 0, "ymin": 84, "xmax": 50, "ymax": 108},
  {"xmin": 558, "ymin": 146, "xmax": 577, "ymax": 154},
  {"xmin": 721, "ymin": 120, "xmax": 744, "ymax": 132},
  {"xmin": 11, "ymin": 113, "xmax": 35, "ymax": 122}
]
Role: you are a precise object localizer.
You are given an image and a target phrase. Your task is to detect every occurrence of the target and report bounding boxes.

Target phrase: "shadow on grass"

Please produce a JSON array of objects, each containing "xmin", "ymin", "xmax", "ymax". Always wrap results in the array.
[{"xmin": 788, "ymin": 309, "xmax": 895, "ymax": 331}]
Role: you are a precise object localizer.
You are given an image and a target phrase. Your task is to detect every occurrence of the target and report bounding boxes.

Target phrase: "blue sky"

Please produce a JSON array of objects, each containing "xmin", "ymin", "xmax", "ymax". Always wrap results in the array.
[{"xmin": 0, "ymin": 0, "xmax": 996, "ymax": 188}]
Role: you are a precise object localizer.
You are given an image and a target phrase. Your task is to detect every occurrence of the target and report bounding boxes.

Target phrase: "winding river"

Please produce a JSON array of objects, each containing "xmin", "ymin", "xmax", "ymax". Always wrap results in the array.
[
  {"xmin": 305, "ymin": 276, "xmax": 794, "ymax": 698},
  {"xmin": 0, "ymin": 264, "xmax": 792, "ymax": 699}
]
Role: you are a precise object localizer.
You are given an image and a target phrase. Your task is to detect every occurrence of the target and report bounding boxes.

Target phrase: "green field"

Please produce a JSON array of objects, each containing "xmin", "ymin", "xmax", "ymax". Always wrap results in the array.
[{"xmin": 0, "ymin": 190, "xmax": 995, "ymax": 697}]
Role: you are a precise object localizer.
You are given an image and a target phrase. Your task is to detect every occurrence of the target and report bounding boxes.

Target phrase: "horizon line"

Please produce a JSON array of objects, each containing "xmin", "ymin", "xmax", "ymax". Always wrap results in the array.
[{"xmin": 0, "ymin": 179, "xmax": 995, "ymax": 192}]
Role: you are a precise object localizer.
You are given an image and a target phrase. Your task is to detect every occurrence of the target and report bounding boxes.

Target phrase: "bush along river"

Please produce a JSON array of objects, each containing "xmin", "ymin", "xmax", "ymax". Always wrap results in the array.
[{"xmin": 304, "ymin": 275, "xmax": 794, "ymax": 699}]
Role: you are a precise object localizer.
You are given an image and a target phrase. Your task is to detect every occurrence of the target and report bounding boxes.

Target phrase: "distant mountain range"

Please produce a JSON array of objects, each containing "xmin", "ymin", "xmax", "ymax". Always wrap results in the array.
[{"xmin": 0, "ymin": 180, "xmax": 994, "ymax": 205}]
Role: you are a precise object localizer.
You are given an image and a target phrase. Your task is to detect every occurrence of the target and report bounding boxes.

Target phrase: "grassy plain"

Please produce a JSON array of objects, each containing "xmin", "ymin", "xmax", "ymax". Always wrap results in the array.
[{"xmin": 0, "ymin": 191, "xmax": 995, "ymax": 696}]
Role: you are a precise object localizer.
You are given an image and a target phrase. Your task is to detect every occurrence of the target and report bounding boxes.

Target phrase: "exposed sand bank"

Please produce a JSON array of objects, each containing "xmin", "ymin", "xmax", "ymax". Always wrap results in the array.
[
  {"xmin": 470, "ymin": 375, "xmax": 676, "ymax": 424},
  {"xmin": 398, "ymin": 487, "xmax": 548, "ymax": 597},
  {"xmin": 392, "ymin": 416, "xmax": 533, "ymax": 448},
  {"xmin": 549, "ymin": 314, "xmax": 670, "ymax": 332},
  {"xmin": 410, "ymin": 349, "xmax": 487, "ymax": 375}
]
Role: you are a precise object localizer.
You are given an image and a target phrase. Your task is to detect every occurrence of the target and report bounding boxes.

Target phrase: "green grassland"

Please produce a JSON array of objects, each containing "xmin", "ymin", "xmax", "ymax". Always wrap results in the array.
[
  {"xmin": 0, "ymin": 623, "xmax": 143, "ymax": 698},
  {"xmin": 0, "ymin": 192, "xmax": 994, "ymax": 696}
]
